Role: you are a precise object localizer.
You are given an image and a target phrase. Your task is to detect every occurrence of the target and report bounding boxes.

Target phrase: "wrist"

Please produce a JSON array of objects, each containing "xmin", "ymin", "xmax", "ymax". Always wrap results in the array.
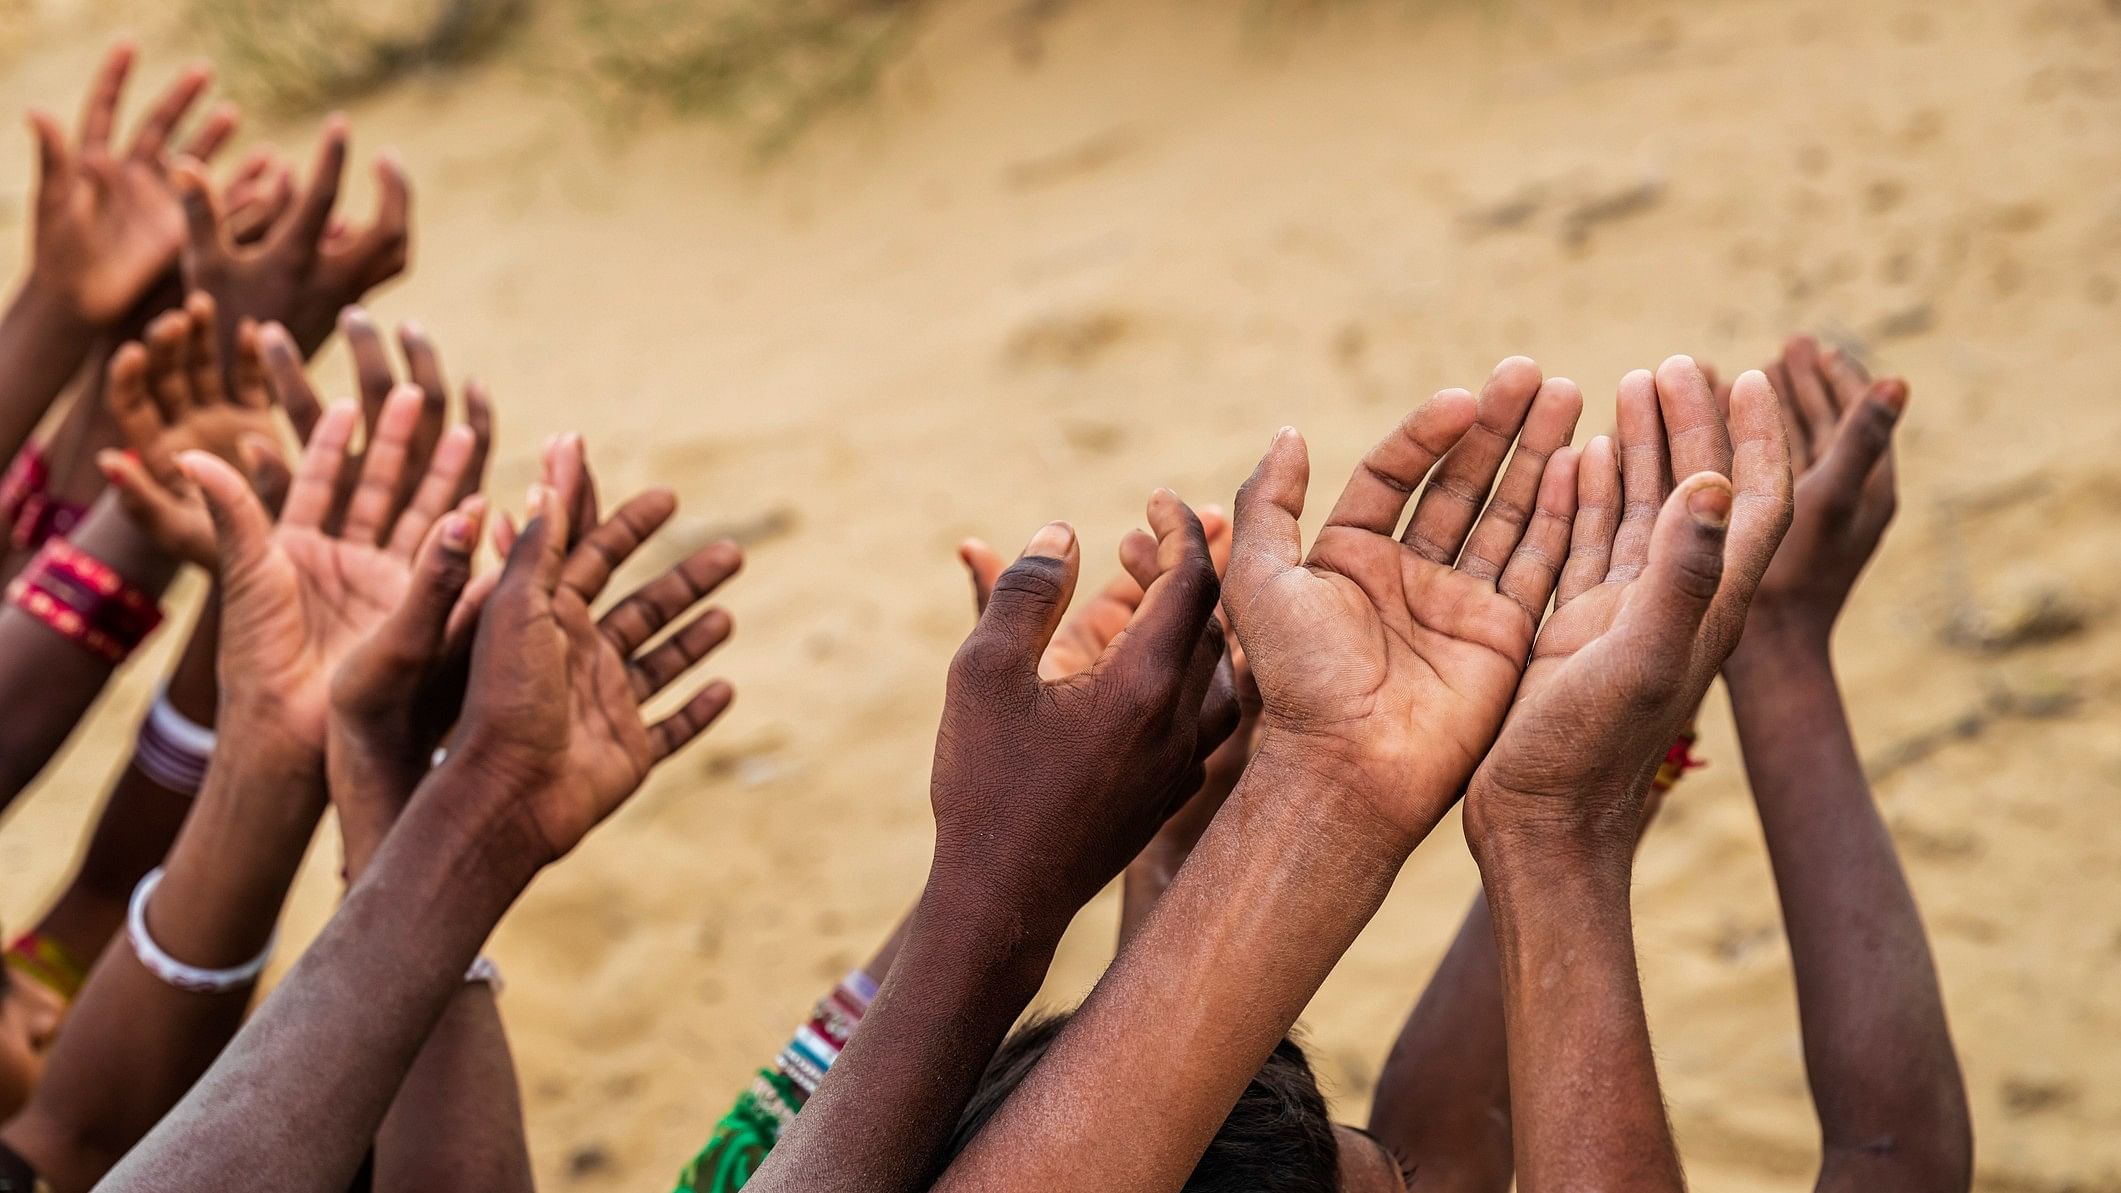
[
  {"xmin": 8, "ymin": 273, "xmax": 98, "ymax": 341},
  {"xmin": 391, "ymin": 756, "xmax": 556, "ymax": 895},
  {"xmin": 1464, "ymin": 773, "xmax": 1640, "ymax": 892},
  {"xmin": 1246, "ymin": 728, "xmax": 1443, "ymax": 859},
  {"xmin": 1474, "ymin": 824, "xmax": 1634, "ymax": 924},
  {"xmin": 1729, "ymin": 606, "xmax": 1833, "ymax": 662}
]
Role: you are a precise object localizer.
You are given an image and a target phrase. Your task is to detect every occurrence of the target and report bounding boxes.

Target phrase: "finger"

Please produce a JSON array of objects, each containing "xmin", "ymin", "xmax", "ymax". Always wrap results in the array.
[
  {"xmin": 173, "ymin": 161, "xmax": 229, "ymax": 259},
  {"xmin": 78, "ymin": 42, "xmax": 133, "ymax": 155},
  {"xmin": 1767, "ymin": 358, "xmax": 1812, "ymax": 472},
  {"xmin": 239, "ymin": 433, "xmax": 293, "ymax": 517},
  {"xmin": 182, "ymin": 292, "xmax": 226, "ymax": 405},
  {"xmin": 1400, "ymin": 357, "xmax": 1542, "ymax": 562},
  {"xmin": 1714, "ymin": 370, "xmax": 1795, "ymax": 631},
  {"xmin": 1555, "ymin": 435, "xmax": 1620, "ymax": 607},
  {"xmin": 387, "ymin": 425, "xmax": 477, "ymax": 560},
  {"xmin": 1106, "ymin": 489, "xmax": 1218, "ymax": 676},
  {"xmin": 648, "ymin": 680, "xmax": 735, "ymax": 763},
  {"xmin": 229, "ymin": 161, "xmax": 293, "ymax": 246},
  {"xmin": 600, "ymin": 539, "xmax": 745, "ymax": 658},
  {"xmin": 340, "ymin": 384, "xmax": 426, "ymax": 545},
  {"xmin": 343, "ymin": 153, "xmax": 412, "ymax": 285},
  {"xmin": 457, "ymin": 379, "xmax": 494, "ymax": 506},
  {"xmin": 1458, "ymin": 374, "xmax": 1583, "ymax": 583},
  {"xmin": 490, "ymin": 511, "xmax": 518, "ymax": 560},
  {"xmin": 1782, "ymin": 336, "xmax": 1838, "ymax": 450},
  {"xmin": 957, "ymin": 521, "xmax": 1080, "ymax": 682},
  {"xmin": 259, "ymin": 323, "xmax": 322, "ymax": 438},
  {"xmin": 1608, "ymin": 369, "xmax": 1668, "ymax": 582},
  {"xmin": 28, "ymin": 111, "xmax": 71, "ymax": 207},
  {"xmin": 1496, "ymin": 444, "xmax": 1580, "ymax": 619},
  {"xmin": 385, "ymin": 497, "xmax": 487, "ymax": 660},
  {"xmin": 179, "ymin": 102, "xmax": 239, "ymax": 163},
  {"xmin": 104, "ymin": 343, "xmax": 169, "ymax": 469},
  {"xmin": 1325, "ymin": 388, "xmax": 1477, "ymax": 536},
  {"xmin": 542, "ymin": 434, "xmax": 598, "ymax": 549},
  {"xmin": 510, "ymin": 484, "xmax": 571, "ymax": 597},
  {"xmin": 1198, "ymin": 505, "xmax": 1232, "ymax": 580},
  {"xmin": 397, "ymin": 320, "xmax": 449, "ymax": 404},
  {"xmin": 1811, "ymin": 378, "xmax": 1906, "ymax": 516},
  {"xmin": 277, "ymin": 114, "xmax": 348, "ymax": 255},
  {"xmin": 630, "ymin": 606, "xmax": 734, "ymax": 699},
  {"xmin": 1116, "ymin": 527, "xmax": 1159, "ymax": 591},
  {"xmin": 559, "ymin": 489, "xmax": 678, "ymax": 603},
  {"xmin": 1173, "ymin": 607, "xmax": 1229, "ymax": 742},
  {"xmin": 231, "ymin": 320, "xmax": 272, "ymax": 409},
  {"xmin": 1224, "ymin": 426, "xmax": 1307, "ymax": 638},
  {"xmin": 144, "ymin": 310, "xmax": 194, "ymax": 423},
  {"xmin": 957, "ymin": 538, "xmax": 1006, "ymax": 615},
  {"xmin": 178, "ymin": 450, "xmax": 275, "ymax": 578},
  {"xmin": 340, "ymin": 307, "xmax": 397, "ymax": 416},
  {"xmin": 281, "ymin": 401, "xmax": 361, "ymax": 530},
  {"xmin": 98, "ymin": 449, "xmax": 195, "ymax": 539},
  {"xmin": 1653, "ymin": 354, "xmax": 1733, "ymax": 485},
  {"xmin": 128, "ymin": 63, "xmax": 210, "ymax": 162},
  {"xmin": 1622, "ymin": 472, "xmax": 1733, "ymax": 658}
]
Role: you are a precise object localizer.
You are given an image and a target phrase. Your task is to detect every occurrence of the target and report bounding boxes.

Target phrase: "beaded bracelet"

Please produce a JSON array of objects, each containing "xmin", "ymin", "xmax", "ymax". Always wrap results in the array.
[
  {"xmin": 6, "ymin": 539, "xmax": 162, "ymax": 663},
  {"xmin": 0, "ymin": 444, "xmax": 87, "ymax": 552},
  {"xmin": 126, "ymin": 868, "xmax": 275, "ymax": 994},
  {"xmin": 133, "ymin": 686, "xmax": 217, "ymax": 795}
]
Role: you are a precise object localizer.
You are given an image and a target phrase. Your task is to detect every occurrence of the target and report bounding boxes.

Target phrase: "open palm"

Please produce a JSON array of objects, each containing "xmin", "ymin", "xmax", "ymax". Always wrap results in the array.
[{"xmin": 1225, "ymin": 360, "xmax": 1585, "ymax": 838}]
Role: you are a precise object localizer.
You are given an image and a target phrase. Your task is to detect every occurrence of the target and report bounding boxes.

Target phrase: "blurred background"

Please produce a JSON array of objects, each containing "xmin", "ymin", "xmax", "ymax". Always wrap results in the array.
[{"xmin": 2, "ymin": 0, "xmax": 2118, "ymax": 1188}]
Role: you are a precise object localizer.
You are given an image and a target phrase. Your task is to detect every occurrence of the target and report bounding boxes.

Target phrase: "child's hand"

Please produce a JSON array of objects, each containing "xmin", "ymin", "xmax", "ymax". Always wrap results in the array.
[
  {"xmin": 1224, "ymin": 358, "xmax": 1582, "ymax": 848},
  {"xmin": 97, "ymin": 293, "xmax": 284, "ymax": 568},
  {"xmin": 1740, "ymin": 335, "xmax": 1905, "ymax": 652},
  {"xmin": 25, "ymin": 43, "xmax": 237, "ymax": 330},
  {"xmin": 1465, "ymin": 360, "xmax": 1793, "ymax": 867}
]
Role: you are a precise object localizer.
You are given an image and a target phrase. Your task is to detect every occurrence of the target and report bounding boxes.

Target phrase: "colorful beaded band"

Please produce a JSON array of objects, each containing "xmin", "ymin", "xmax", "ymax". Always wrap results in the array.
[
  {"xmin": 6, "ymin": 930, "xmax": 90, "ymax": 1003},
  {"xmin": 126, "ymin": 868, "xmax": 275, "ymax": 994},
  {"xmin": 133, "ymin": 686, "xmax": 216, "ymax": 795},
  {"xmin": 6, "ymin": 539, "xmax": 162, "ymax": 663},
  {"xmin": 1651, "ymin": 724, "xmax": 1703, "ymax": 793},
  {"xmin": 675, "ymin": 971, "xmax": 877, "ymax": 1193},
  {"xmin": 0, "ymin": 444, "xmax": 87, "ymax": 552}
]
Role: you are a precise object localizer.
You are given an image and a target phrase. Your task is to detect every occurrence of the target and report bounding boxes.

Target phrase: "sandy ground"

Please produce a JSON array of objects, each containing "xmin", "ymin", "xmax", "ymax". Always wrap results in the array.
[{"xmin": 2, "ymin": 0, "xmax": 2119, "ymax": 1188}]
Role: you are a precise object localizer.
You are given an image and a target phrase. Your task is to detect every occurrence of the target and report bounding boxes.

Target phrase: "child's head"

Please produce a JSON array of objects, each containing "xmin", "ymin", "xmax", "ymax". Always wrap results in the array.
[{"xmin": 949, "ymin": 1011, "xmax": 1408, "ymax": 1192}]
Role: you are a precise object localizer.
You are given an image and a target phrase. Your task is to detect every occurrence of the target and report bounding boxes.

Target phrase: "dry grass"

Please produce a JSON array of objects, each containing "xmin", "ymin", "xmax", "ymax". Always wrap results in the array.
[{"xmin": 191, "ymin": 0, "xmax": 526, "ymax": 111}]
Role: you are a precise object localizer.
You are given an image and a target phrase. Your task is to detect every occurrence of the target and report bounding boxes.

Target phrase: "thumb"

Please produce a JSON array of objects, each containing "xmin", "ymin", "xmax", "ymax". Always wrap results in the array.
[
  {"xmin": 383, "ymin": 496, "xmax": 487, "ymax": 662},
  {"xmin": 27, "ymin": 110, "xmax": 68, "ymax": 206},
  {"xmin": 172, "ymin": 160, "xmax": 226, "ymax": 260},
  {"xmin": 239, "ymin": 433, "xmax": 293, "ymax": 518},
  {"xmin": 177, "ymin": 450, "xmax": 274, "ymax": 578},
  {"xmin": 1812, "ymin": 378, "xmax": 1906, "ymax": 508},
  {"xmin": 501, "ymin": 484, "xmax": 569, "ymax": 598},
  {"xmin": 957, "ymin": 538, "xmax": 1005, "ymax": 616},
  {"xmin": 1224, "ymin": 426, "xmax": 1308, "ymax": 641},
  {"xmin": 959, "ymin": 521, "xmax": 1079, "ymax": 680},
  {"xmin": 1624, "ymin": 471, "xmax": 1732, "ymax": 655}
]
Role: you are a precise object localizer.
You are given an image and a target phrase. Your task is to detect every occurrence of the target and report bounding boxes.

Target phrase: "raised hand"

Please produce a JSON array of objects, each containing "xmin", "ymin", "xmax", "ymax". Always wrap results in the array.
[
  {"xmin": 24, "ymin": 43, "xmax": 237, "ymax": 329},
  {"xmin": 449, "ymin": 487, "xmax": 740, "ymax": 864},
  {"xmin": 257, "ymin": 308, "xmax": 492, "ymax": 528},
  {"xmin": 1465, "ymin": 358, "xmax": 1793, "ymax": 852},
  {"xmin": 931, "ymin": 489, "xmax": 1237, "ymax": 922},
  {"xmin": 96, "ymin": 293, "xmax": 284, "ymax": 567},
  {"xmin": 1224, "ymin": 357, "xmax": 1583, "ymax": 843},
  {"xmin": 176, "ymin": 119, "xmax": 411, "ymax": 356},
  {"xmin": 179, "ymin": 385, "xmax": 482, "ymax": 752},
  {"xmin": 1738, "ymin": 335, "xmax": 1904, "ymax": 650}
]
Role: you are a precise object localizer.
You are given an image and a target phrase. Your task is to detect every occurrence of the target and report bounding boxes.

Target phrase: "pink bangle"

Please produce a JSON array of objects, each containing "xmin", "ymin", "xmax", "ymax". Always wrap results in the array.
[
  {"xmin": 1, "ymin": 444, "xmax": 87, "ymax": 552},
  {"xmin": 6, "ymin": 539, "xmax": 163, "ymax": 663}
]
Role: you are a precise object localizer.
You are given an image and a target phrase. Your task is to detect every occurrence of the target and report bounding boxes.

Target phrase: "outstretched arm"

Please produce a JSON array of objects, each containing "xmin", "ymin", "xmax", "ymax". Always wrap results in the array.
[
  {"xmin": 100, "ymin": 473, "xmax": 737, "ymax": 1193},
  {"xmin": 1726, "ymin": 338, "xmax": 1970, "ymax": 1192}
]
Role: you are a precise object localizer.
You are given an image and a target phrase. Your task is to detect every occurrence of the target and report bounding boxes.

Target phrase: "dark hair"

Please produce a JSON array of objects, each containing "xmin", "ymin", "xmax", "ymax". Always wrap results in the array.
[{"xmin": 945, "ymin": 1010, "xmax": 1340, "ymax": 1193}]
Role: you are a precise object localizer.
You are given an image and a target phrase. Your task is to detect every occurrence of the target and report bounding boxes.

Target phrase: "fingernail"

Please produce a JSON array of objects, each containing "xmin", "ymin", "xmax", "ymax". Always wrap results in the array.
[
  {"xmin": 1688, "ymin": 482, "xmax": 1732, "ymax": 529},
  {"xmin": 526, "ymin": 483, "xmax": 547, "ymax": 516},
  {"xmin": 1024, "ymin": 520, "xmax": 1074, "ymax": 559},
  {"xmin": 122, "ymin": 449, "xmax": 140, "ymax": 464},
  {"xmin": 441, "ymin": 513, "xmax": 471, "ymax": 550},
  {"xmin": 1874, "ymin": 379, "xmax": 1910, "ymax": 417}
]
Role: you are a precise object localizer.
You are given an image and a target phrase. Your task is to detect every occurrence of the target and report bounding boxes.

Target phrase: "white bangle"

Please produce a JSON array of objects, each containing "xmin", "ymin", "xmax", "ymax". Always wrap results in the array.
[
  {"xmin": 133, "ymin": 685, "xmax": 216, "ymax": 795},
  {"xmin": 465, "ymin": 955, "xmax": 504, "ymax": 994},
  {"xmin": 126, "ymin": 868, "xmax": 275, "ymax": 994}
]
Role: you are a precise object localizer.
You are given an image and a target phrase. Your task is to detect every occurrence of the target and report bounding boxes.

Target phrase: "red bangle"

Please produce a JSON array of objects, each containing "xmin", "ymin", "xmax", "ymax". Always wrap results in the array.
[
  {"xmin": 1, "ymin": 444, "xmax": 88, "ymax": 552},
  {"xmin": 6, "ymin": 539, "xmax": 163, "ymax": 663}
]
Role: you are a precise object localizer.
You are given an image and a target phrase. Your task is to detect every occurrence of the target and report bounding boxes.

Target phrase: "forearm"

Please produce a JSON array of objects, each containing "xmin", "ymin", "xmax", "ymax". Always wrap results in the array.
[
  {"xmin": 1479, "ymin": 838, "xmax": 1682, "ymax": 1193},
  {"xmin": 937, "ymin": 743, "xmax": 1410, "ymax": 1193},
  {"xmin": 1724, "ymin": 638, "xmax": 1970, "ymax": 1188},
  {"xmin": 745, "ymin": 876, "xmax": 1063, "ymax": 1193},
  {"xmin": 1368, "ymin": 892, "xmax": 1512, "ymax": 1192},
  {"xmin": 31, "ymin": 594, "xmax": 221, "ymax": 968},
  {"xmin": 0, "ymin": 495, "xmax": 179, "ymax": 804},
  {"xmin": 0, "ymin": 281, "xmax": 95, "ymax": 469},
  {"xmin": 374, "ymin": 984, "xmax": 532, "ymax": 1193},
  {"xmin": 0, "ymin": 734, "xmax": 324, "ymax": 1191},
  {"xmin": 96, "ymin": 776, "xmax": 536, "ymax": 1193}
]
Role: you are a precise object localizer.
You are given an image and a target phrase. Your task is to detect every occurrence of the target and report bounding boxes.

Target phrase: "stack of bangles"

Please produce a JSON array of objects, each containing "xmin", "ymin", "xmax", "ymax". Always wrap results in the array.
[
  {"xmin": 1653, "ymin": 724, "xmax": 1704, "ymax": 793},
  {"xmin": 4, "ymin": 538, "xmax": 161, "ymax": 664},
  {"xmin": 676, "ymin": 970, "xmax": 877, "ymax": 1193},
  {"xmin": 133, "ymin": 685, "xmax": 217, "ymax": 796},
  {"xmin": 0, "ymin": 443, "xmax": 88, "ymax": 552}
]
